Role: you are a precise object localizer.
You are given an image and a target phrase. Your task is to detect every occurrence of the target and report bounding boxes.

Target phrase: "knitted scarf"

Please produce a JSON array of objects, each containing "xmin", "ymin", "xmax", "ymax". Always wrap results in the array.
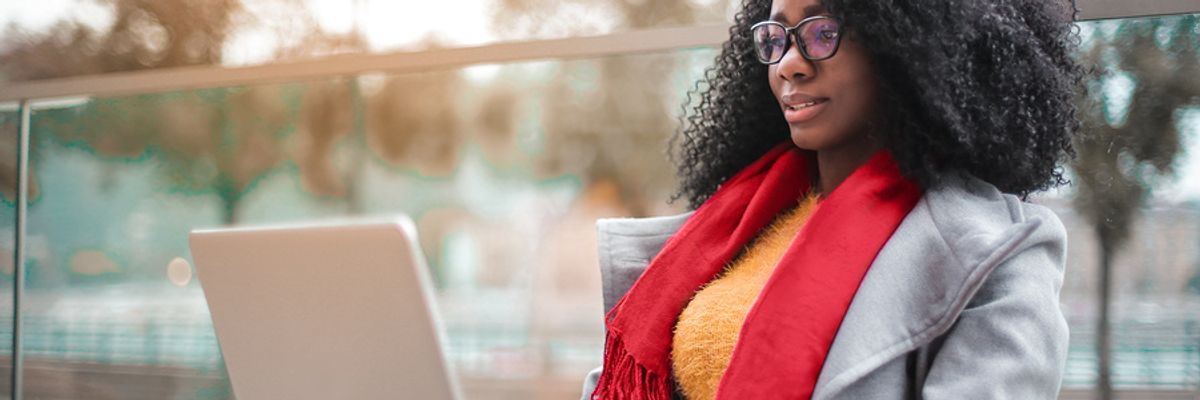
[{"xmin": 591, "ymin": 141, "xmax": 922, "ymax": 399}]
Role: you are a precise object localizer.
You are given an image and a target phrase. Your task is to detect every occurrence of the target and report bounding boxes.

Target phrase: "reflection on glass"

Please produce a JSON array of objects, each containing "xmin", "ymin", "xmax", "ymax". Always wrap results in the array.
[
  {"xmin": 2, "ymin": 10, "xmax": 1195, "ymax": 400},
  {"xmin": 0, "ymin": 107, "xmax": 18, "ymax": 397},
  {"xmin": 18, "ymin": 47, "xmax": 713, "ymax": 399},
  {"xmin": 0, "ymin": 0, "xmax": 735, "ymax": 80},
  {"xmin": 1056, "ymin": 13, "xmax": 1200, "ymax": 392},
  {"xmin": 25, "ymin": 94, "xmax": 238, "ymax": 397}
]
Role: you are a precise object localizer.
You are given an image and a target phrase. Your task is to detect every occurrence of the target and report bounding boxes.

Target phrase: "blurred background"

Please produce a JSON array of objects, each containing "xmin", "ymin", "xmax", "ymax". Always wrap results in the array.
[{"xmin": 0, "ymin": 1, "xmax": 1196, "ymax": 399}]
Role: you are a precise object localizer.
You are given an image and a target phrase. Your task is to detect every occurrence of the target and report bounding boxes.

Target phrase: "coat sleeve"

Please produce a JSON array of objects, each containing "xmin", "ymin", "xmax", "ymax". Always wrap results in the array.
[
  {"xmin": 921, "ymin": 208, "xmax": 1070, "ymax": 399},
  {"xmin": 581, "ymin": 367, "xmax": 602, "ymax": 400}
]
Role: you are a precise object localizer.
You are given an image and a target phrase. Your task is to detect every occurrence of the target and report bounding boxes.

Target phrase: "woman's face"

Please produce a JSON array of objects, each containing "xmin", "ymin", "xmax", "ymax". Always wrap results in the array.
[{"xmin": 767, "ymin": 0, "xmax": 881, "ymax": 152}]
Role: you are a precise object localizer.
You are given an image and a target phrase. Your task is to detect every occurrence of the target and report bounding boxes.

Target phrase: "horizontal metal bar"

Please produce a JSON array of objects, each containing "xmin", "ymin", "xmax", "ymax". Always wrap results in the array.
[
  {"xmin": 1059, "ymin": 388, "xmax": 1200, "ymax": 399},
  {"xmin": 0, "ymin": 24, "xmax": 729, "ymax": 103},
  {"xmin": 0, "ymin": 1, "xmax": 1197, "ymax": 103},
  {"xmin": 1077, "ymin": 0, "xmax": 1200, "ymax": 20}
]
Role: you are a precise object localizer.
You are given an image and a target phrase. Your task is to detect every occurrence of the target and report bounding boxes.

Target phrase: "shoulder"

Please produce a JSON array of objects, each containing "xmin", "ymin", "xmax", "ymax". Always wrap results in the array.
[
  {"xmin": 916, "ymin": 175, "xmax": 1071, "ymax": 397},
  {"xmin": 596, "ymin": 211, "xmax": 694, "ymax": 238},
  {"xmin": 920, "ymin": 172, "xmax": 1067, "ymax": 274},
  {"xmin": 594, "ymin": 211, "xmax": 695, "ymax": 314},
  {"xmin": 918, "ymin": 173, "xmax": 1070, "ymax": 357}
]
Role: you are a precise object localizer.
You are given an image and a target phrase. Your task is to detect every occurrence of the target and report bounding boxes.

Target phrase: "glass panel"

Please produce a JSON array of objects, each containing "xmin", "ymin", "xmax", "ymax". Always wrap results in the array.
[
  {"xmin": 1052, "ymin": 13, "xmax": 1200, "ymax": 393},
  {"xmin": 11, "ymin": 10, "xmax": 1196, "ymax": 400},
  {"xmin": 20, "ymin": 47, "xmax": 714, "ymax": 399},
  {"xmin": 0, "ymin": 0, "xmax": 736, "ymax": 80},
  {"xmin": 0, "ymin": 105, "xmax": 19, "ymax": 399},
  {"xmin": 24, "ymin": 94, "xmax": 237, "ymax": 398}
]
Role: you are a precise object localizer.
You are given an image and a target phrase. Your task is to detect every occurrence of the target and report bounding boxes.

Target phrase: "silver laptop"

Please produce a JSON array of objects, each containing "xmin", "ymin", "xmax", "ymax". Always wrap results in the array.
[{"xmin": 189, "ymin": 215, "xmax": 462, "ymax": 400}]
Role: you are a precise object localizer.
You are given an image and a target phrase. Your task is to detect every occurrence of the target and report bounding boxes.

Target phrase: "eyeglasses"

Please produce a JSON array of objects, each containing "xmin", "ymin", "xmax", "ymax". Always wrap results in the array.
[{"xmin": 750, "ymin": 16, "xmax": 843, "ymax": 64}]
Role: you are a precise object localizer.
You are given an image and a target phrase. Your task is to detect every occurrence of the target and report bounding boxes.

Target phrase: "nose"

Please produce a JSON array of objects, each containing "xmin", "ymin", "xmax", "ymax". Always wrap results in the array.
[{"xmin": 775, "ymin": 39, "xmax": 815, "ymax": 82}]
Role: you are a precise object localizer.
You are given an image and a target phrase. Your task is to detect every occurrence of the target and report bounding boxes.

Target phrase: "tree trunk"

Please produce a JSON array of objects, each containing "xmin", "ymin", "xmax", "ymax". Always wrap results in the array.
[
  {"xmin": 216, "ymin": 175, "xmax": 240, "ymax": 225},
  {"xmin": 344, "ymin": 77, "xmax": 365, "ymax": 215},
  {"xmin": 221, "ymin": 196, "xmax": 239, "ymax": 225},
  {"xmin": 1097, "ymin": 241, "xmax": 1113, "ymax": 400}
]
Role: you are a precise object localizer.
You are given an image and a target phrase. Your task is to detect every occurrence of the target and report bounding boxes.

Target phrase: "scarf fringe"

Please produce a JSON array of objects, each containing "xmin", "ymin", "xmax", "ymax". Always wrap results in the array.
[{"xmin": 591, "ymin": 327, "xmax": 673, "ymax": 400}]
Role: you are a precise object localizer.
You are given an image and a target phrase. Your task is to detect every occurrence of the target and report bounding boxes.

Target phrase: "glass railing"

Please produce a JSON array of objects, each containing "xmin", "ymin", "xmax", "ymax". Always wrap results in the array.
[
  {"xmin": 12, "ymin": 47, "xmax": 714, "ymax": 399},
  {"xmin": 1052, "ymin": 12, "xmax": 1200, "ymax": 394},
  {"xmin": 0, "ymin": 106, "xmax": 17, "ymax": 395},
  {"xmin": 0, "ymin": 0, "xmax": 738, "ymax": 81},
  {"xmin": 0, "ymin": 7, "xmax": 1197, "ymax": 400}
]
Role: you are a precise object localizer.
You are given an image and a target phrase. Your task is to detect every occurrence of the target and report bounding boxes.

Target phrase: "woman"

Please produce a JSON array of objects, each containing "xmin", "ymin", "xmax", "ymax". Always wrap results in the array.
[{"xmin": 582, "ymin": 0, "xmax": 1083, "ymax": 398}]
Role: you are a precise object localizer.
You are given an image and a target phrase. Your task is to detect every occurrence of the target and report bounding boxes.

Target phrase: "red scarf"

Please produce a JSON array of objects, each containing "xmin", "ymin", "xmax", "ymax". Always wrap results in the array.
[{"xmin": 592, "ymin": 142, "xmax": 922, "ymax": 399}]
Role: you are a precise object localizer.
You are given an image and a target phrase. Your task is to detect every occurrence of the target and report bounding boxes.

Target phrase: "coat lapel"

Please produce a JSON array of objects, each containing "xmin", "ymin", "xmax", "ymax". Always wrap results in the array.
[{"xmin": 812, "ymin": 177, "xmax": 1045, "ymax": 399}]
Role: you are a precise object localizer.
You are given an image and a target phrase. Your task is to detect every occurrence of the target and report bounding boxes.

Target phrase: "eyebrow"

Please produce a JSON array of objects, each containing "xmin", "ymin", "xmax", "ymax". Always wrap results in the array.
[{"xmin": 770, "ymin": 4, "xmax": 827, "ymax": 24}]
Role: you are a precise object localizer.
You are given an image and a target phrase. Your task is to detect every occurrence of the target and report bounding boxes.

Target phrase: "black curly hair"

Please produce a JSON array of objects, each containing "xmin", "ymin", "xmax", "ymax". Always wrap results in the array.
[{"xmin": 669, "ymin": 0, "xmax": 1085, "ymax": 209}]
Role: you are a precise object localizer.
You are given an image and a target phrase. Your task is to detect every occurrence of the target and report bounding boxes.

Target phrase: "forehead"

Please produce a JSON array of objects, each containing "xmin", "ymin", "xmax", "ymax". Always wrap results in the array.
[{"xmin": 769, "ymin": 0, "xmax": 827, "ymax": 24}]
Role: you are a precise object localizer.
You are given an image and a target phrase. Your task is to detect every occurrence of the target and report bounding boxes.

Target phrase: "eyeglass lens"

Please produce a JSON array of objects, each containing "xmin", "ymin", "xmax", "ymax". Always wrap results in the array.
[{"xmin": 752, "ymin": 18, "xmax": 840, "ymax": 63}]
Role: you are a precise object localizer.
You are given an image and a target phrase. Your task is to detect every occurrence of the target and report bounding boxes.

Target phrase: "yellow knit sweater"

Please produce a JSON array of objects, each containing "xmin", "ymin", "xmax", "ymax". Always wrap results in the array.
[{"xmin": 671, "ymin": 191, "xmax": 821, "ymax": 400}]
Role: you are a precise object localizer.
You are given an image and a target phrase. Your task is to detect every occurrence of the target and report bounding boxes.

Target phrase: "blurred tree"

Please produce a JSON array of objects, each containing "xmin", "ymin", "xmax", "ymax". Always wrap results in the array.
[
  {"xmin": 290, "ymin": 29, "xmax": 464, "ymax": 208},
  {"xmin": 365, "ymin": 63, "xmax": 464, "ymax": 178},
  {"xmin": 538, "ymin": 55, "xmax": 684, "ymax": 216},
  {"xmin": 287, "ymin": 28, "xmax": 368, "ymax": 212},
  {"xmin": 488, "ymin": 1, "xmax": 733, "ymax": 381},
  {"xmin": 0, "ymin": 111, "xmax": 38, "ymax": 202},
  {"xmin": 0, "ymin": 0, "xmax": 240, "ymax": 80},
  {"xmin": 1071, "ymin": 15, "xmax": 1199, "ymax": 399},
  {"xmin": 295, "ymin": 79, "xmax": 356, "ymax": 199},
  {"xmin": 31, "ymin": 85, "xmax": 294, "ymax": 224},
  {"xmin": 491, "ymin": 0, "xmax": 725, "ymax": 40},
  {"xmin": 1190, "ymin": 237, "xmax": 1200, "ymax": 295},
  {"xmin": 0, "ymin": 0, "xmax": 240, "ymax": 206},
  {"xmin": 490, "ymin": 0, "xmax": 730, "ymax": 216},
  {"xmin": 0, "ymin": 0, "xmax": 370, "ymax": 223},
  {"xmin": 472, "ymin": 76, "xmax": 521, "ymax": 167}
]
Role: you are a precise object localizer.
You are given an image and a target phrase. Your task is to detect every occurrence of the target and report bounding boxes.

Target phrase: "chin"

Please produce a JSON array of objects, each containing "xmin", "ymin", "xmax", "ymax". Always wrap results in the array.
[{"xmin": 789, "ymin": 129, "xmax": 823, "ymax": 151}]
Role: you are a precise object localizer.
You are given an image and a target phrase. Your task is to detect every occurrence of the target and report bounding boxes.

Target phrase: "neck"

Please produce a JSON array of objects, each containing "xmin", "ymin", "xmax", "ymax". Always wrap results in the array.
[{"xmin": 814, "ymin": 140, "xmax": 883, "ymax": 199}]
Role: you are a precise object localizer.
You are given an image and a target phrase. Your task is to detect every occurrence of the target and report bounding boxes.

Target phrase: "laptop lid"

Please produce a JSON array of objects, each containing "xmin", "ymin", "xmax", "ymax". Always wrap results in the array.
[{"xmin": 189, "ymin": 215, "xmax": 461, "ymax": 400}]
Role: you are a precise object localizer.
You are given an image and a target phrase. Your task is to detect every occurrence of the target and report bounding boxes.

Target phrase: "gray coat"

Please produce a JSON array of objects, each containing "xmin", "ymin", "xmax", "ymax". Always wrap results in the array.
[{"xmin": 580, "ymin": 174, "xmax": 1069, "ymax": 399}]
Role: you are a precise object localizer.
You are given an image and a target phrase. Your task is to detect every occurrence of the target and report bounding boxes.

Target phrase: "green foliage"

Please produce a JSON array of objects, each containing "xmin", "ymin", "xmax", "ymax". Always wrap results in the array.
[
  {"xmin": 1072, "ymin": 15, "xmax": 1200, "ymax": 249},
  {"xmin": 0, "ymin": 0, "xmax": 358, "ymax": 223}
]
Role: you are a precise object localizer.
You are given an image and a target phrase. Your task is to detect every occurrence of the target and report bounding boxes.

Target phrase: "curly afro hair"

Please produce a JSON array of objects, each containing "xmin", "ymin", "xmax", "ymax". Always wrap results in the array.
[{"xmin": 670, "ymin": 0, "xmax": 1085, "ymax": 209}]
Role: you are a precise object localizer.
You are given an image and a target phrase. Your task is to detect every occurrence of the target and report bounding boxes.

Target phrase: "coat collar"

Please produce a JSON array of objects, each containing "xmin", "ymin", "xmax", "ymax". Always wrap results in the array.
[
  {"xmin": 596, "ymin": 174, "xmax": 1053, "ymax": 398},
  {"xmin": 810, "ymin": 175, "xmax": 1046, "ymax": 398}
]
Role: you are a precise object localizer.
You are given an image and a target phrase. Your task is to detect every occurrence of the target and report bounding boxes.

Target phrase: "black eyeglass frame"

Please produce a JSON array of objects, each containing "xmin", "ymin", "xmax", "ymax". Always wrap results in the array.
[{"xmin": 749, "ymin": 15, "xmax": 844, "ymax": 64}]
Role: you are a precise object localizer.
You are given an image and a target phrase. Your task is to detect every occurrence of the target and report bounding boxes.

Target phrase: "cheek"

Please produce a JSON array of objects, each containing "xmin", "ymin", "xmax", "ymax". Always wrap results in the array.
[
  {"xmin": 835, "ymin": 74, "xmax": 875, "ymax": 112},
  {"xmin": 848, "ymin": 73, "xmax": 880, "ymax": 117},
  {"xmin": 767, "ymin": 65, "xmax": 782, "ymax": 98},
  {"xmin": 828, "ymin": 50, "xmax": 880, "ymax": 116}
]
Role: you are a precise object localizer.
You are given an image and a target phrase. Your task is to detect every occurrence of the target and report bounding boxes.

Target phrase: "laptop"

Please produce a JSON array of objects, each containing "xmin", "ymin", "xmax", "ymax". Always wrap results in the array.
[{"xmin": 188, "ymin": 215, "xmax": 463, "ymax": 400}]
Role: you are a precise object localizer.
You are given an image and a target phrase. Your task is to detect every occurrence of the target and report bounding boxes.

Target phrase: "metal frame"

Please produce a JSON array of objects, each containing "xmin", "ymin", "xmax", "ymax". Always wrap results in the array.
[
  {"xmin": 750, "ymin": 16, "xmax": 844, "ymax": 64},
  {"xmin": 0, "ymin": 1, "xmax": 1196, "ymax": 103},
  {"xmin": 0, "ymin": 1, "xmax": 1197, "ymax": 399},
  {"xmin": 1077, "ymin": 0, "xmax": 1200, "ymax": 20},
  {"xmin": 10, "ymin": 101, "xmax": 28, "ymax": 400},
  {"xmin": 0, "ymin": 25, "xmax": 730, "ymax": 103}
]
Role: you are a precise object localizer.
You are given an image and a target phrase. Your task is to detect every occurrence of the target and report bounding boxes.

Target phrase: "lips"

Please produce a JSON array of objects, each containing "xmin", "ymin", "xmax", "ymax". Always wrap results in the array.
[
  {"xmin": 785, "ymin": 99, "xmax": 825, "ymax": 111},
  {"xmin": 780, "ymin": 93, "xmax": 829, "ymax": 123}
]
